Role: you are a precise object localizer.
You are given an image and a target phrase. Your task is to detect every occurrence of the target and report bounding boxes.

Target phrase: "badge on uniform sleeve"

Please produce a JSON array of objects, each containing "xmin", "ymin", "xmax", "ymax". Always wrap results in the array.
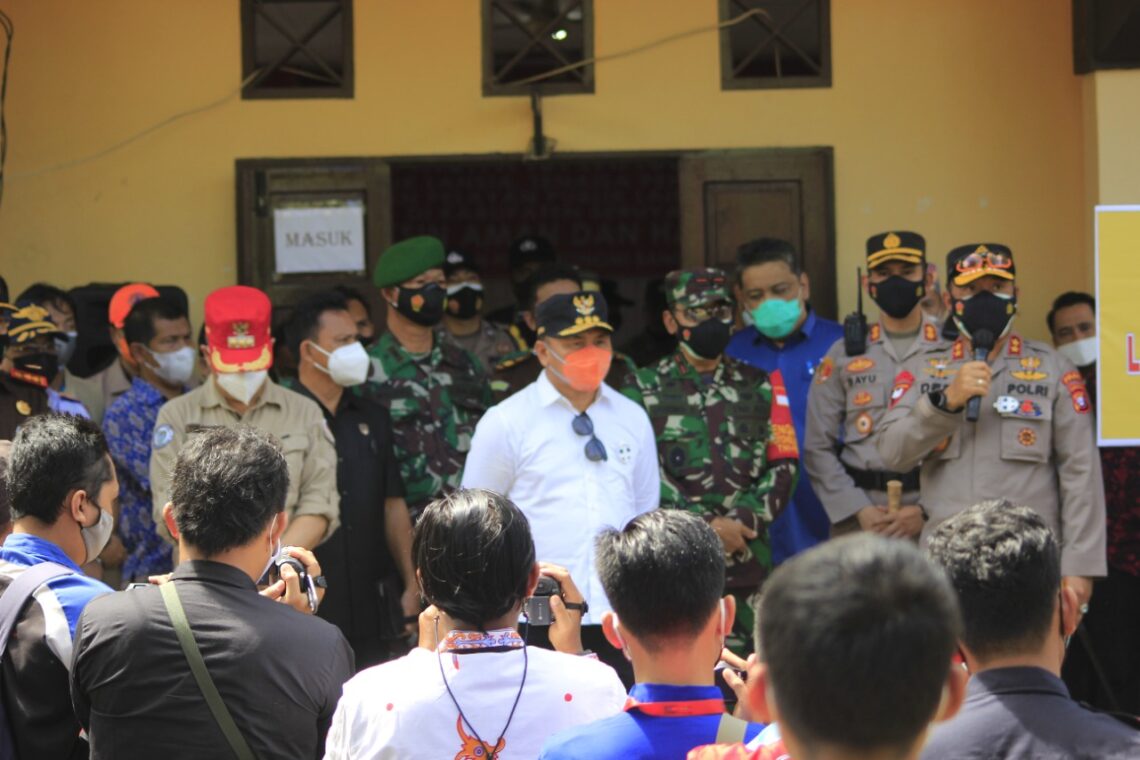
[
  {"xmin": 888, "ymin": 371, "xmax": 915, "ymax": 409},
  {"xmin": 854, "ymin": 412, "xmax": 874, "ymax": 435},
  {"xmin": 1061, "ymin": 370, "xmax": 1091, "ymax": 414},
  {"xmin": 814, "ymin": 357, "xmax": 834, "ymax": 384},
  {"xmin": 153, "ymin": 424, "xmax": 174, "ymax": 449},
  {"xmin": 15, "ymin": 400, "xmax": 31, "ymax": 416},
  {"xmin": 1017, "ymin": 428, "xmax": 1037, "ymax": 447}
]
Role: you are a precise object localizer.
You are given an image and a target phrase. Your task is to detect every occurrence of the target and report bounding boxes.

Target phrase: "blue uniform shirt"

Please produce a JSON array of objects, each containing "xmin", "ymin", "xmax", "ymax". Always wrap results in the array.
[
  {"xmin": 0, "ymin": 533, "xmax": 111, "ymax": 638},
  {"xmin": 726, "ymin": 309, "xmax": 844, "ymax": 564},
  {"xmin": 103, "ymin": 377, "xmax": 176, "ymax": 580},
  {"xmin": 539, "ymin": 683, "xmax": 765, "ymax": 760}
]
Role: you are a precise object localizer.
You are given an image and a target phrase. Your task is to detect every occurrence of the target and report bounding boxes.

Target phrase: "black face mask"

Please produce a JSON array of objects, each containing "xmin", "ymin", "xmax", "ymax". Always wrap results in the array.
[
  {"xmin": 952, "ymin": 291, "xmax": 1017, "ymax": 341},
  {"xmin": 395, "ymin": 283, "xmax": 446, "ymax": 327},
  {"xmin": 680, "ymin": 318, "xmax": 733, "ymax": 360},
  {"xmin": 869, "ymin": 276, "xmax": 925, "ymax": 319},
  {"xmin": 446, "ymin": 285, "xmax": 483, "ymax": 321},
  {"xmin": 14, "ymin": 352, "xmax": 60, "ymax": 382}
]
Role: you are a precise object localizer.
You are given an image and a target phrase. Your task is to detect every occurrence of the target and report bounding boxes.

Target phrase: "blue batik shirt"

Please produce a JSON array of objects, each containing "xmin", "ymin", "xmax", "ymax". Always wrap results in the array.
[
  {"xmin": 726, "ymin": 309, "xmax": 844, "ymax": 565},
  {"xmin": 103, "ymin": 377, "xmax": 175, "ymax": 580}
]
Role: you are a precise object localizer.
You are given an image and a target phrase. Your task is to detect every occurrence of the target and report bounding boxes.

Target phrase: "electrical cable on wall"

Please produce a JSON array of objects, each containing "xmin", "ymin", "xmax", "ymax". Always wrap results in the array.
[
  {"xmin": 9, "ymin": 8, "xmax": 771, "ymax": 181},
  {"xmin": 0, "ymin": 9, "xmax": 14, "ymax": 211}
]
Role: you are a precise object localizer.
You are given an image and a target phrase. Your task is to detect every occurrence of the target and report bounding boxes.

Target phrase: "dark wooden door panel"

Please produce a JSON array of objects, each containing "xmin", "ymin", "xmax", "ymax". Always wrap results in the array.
[{"xmin": 679, "ymin": 148, "xmax": 836, "ymax": 319}]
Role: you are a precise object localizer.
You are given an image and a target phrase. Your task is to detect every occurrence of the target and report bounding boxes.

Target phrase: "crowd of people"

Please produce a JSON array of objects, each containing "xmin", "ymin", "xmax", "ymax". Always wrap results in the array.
[{"xmin": 0, "ymin": 228, "xmax": 1136, "ymax": 759}]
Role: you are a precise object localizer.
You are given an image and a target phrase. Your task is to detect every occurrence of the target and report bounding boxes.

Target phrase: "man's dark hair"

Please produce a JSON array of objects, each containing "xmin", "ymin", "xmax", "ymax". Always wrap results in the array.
[
  {"xmin": 926, "ymin": 500, "xmax": 1060, "ymax": 662},
  {"xmin": 1046, "ymin": 291, "xmax": 1095, "ymax": 335},
  {"xmin": 286, "ymin": 291, "xmax": 350, "ymax": 358},
  {"xmin": 0, "ymin": 275, "xmax": 8, "ymax": 304},
  {"xmin": 759, "ymin": 534, "xmax": 961, "ymax": 753},
  {"xmin": 414, "ymin": 489, "xmax": 535, "ymax": 630},
  {"xmin": 7, "ymin": 414, "xmax": 113, "ymax": 525},
  {"xmin": 170, "ymin": 425, "xmax": 289, "ymax": 556},
  {"xmin": 523, "ymin": 263, "xmax": 583, "ymax": 312},
  {"xmin": 596, "ymin": 510, "xmax": 724, "ymax": 651},
  {"xmin": 735, "ymin": 238, "xmax": 801, "ymax": 285},
  {"xmin": 333, "ymin": 285, "xmax": 371, "ymax": 317},
  {"xmin": 0, "ymin": 441, "xmax": 12, "ymax": 531},
  {"xmin": 16, "ymin": 283, "xmax": 78, "ymax": 320},
  {"xmin": 123, "ymin": 296, "xmax": 188, "ymax": 348}
]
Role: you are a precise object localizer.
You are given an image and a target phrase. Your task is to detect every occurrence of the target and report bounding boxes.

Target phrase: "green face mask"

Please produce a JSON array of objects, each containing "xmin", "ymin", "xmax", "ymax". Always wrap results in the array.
[{"xmin": 751, "ymin": 297, "xmax": 802, "ymax": 339}]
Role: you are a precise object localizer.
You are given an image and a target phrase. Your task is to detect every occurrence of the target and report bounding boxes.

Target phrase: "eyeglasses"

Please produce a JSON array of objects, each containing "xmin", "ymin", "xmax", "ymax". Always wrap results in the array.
[
  {"xmin": 677, "ymin": 303, "xmax": 734, "ymax": 322},
  {"xmin": 572, "ymin": 412, "xmax": 608, "ymax": 462},
  {"xmin": 956, "ymin": 249, "xmax": 1012, "ymax": 274}
]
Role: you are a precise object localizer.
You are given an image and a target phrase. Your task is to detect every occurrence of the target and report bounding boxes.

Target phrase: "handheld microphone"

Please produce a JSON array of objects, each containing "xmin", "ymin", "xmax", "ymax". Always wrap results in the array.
[{"xmin": 965, "ymin": 328, "xmax": 995, "ymax": 423}]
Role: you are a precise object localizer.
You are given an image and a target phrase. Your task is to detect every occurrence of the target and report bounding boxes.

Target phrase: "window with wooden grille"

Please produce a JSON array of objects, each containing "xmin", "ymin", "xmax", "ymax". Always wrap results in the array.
[
  {"xmin": 482, "ymin": 0, "xmax": 594, "ymax": 96},
  {"xmin": 241, "ymin": 0, "xmax": 353, "ymax": 99},
  {"xmin": 719, "ymin": 0, "xmax": 831, "ymax": 90}
]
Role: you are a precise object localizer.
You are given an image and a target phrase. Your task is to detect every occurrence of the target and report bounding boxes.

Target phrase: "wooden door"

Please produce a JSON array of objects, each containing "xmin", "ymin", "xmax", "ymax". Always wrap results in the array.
[
  {"xmin": 235, "ymin": 157, "xmax": 391, "ymax": 313},
  {"xmin": 679, "ymin": 148, "xmax": 837, "ymax": 319}
]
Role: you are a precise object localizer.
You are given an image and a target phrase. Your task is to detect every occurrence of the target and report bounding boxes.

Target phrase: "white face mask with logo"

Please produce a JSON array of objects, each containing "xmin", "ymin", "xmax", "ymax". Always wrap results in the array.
[
  {"xmin": 1058, "ymin": 337, "xmax": 1097, "ymax": 369},
  {"xmin": 147, "ymin": 346, "xmax": 197, "ymax": 387},
  {"xmin": 308, "ymin": 341, "xmax": 369, "ymax": 387},
  {"xmin": 215, "ymin": 370, "xmax": 268, "ymax": 404}
]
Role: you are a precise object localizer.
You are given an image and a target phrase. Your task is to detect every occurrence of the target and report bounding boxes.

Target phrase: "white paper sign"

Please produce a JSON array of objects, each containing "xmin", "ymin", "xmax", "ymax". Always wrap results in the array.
[{"xmin": 273, "ymin": 204, "xmax": 365, "ymax": 274}]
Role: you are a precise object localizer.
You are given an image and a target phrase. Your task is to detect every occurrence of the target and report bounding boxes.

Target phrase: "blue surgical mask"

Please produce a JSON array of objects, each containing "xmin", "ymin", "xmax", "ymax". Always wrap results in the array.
[{"xmin": 751, "ymin": 297, "xmax": 803, "ymax": 340}]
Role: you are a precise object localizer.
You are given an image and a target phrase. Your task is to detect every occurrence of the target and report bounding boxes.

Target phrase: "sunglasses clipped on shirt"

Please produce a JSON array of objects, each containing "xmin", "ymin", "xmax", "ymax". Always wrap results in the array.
[{"xmin": 572, "ymin": 411, "xmax": 608, "ymax": 462}]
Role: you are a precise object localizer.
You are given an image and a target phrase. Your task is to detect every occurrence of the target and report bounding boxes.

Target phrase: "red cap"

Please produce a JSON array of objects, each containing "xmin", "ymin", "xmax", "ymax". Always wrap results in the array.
[
  {"xmin": 204, "ymin": 286, "xmax": 273, "ymax": 373},
  {"xmin": 108, "ymin": 283, "xmax": 160, "ymax": 328}
]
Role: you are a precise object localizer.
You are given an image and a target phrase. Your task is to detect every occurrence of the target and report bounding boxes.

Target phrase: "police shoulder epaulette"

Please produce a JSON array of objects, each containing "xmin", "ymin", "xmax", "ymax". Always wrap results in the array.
[{"xmin": 495, "ymin": 350, "xmax": 532, "ymax": 371}]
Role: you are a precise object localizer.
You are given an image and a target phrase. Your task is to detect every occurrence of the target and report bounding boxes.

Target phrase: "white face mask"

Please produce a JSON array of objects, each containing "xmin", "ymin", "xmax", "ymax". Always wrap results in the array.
[
  {"xmin": 1058, "ymin": 336, "xmax": 1097, "ymax": 369},
  {"xmin": 215, "ymin": 370, "xmax": 268, "ymax": 405},
  {"xmin": 81, "ymin": 497, "xmax": 115, "ymax": 564},
  {"xmin": 309, "ymin": 341, "xmax": 369, "ymax": 387},
  {"xmin": 260, "ymin": 515, "xmax": 282, "ymax": 583},
  {"xmin": 147, "ymin": 345, "xmax": 197, "ymax": 387},
  {"xmin": 55, "ymin": 331, "xmax": 79, "ymax": 368}
]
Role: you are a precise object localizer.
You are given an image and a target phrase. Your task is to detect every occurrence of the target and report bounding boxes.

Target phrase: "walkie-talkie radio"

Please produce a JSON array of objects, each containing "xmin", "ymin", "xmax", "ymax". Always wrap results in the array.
[{"xmin": 843, "ymin": 267, "xmax": 868, "ymax": 356}]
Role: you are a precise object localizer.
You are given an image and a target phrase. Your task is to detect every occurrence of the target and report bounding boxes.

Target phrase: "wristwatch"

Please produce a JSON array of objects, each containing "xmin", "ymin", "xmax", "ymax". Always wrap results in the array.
[{"xmin": 929, "ymin": 390, "xmax": 957, "ymax": 413}]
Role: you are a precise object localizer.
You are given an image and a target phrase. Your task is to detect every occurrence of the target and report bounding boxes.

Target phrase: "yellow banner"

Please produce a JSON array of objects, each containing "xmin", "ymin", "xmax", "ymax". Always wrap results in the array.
[{"xmin": 1096, "ymin": 206, "xmax": 1140, "ymax": 445}]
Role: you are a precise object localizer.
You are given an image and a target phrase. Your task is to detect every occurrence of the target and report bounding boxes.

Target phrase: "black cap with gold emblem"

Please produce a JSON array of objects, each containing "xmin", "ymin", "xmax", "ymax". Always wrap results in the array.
[
  {"xmin": 946, "ymin": 243, "xmax": 1015, "ymax": 287},
  {"xmin": 866, "ymin": 231, "xmax": 926, "ymax": 269},
  {"xmin": 535, "ymin": 291, "xmax": 613, "ymax": 338}
]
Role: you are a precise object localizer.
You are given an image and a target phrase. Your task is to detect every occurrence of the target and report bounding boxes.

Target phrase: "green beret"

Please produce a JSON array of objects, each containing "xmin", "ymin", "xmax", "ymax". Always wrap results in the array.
[{"xmin": 373, "ymin": 236, "xmax": 446, "ymax": 288}]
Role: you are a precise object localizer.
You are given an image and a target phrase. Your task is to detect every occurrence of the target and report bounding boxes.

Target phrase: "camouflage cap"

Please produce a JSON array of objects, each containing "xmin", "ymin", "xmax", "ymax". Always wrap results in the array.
[{"xmin": 664, "ymin": 268, "xmax": 733, "ymax": 309}]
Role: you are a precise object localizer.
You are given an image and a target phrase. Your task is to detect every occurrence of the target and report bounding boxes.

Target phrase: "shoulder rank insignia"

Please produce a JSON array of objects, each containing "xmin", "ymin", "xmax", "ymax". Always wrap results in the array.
[
  {"xmin": 923, "ymin": 323, "xmax": 938, "ymax": 342},
  {"xmin": 1007, "ymin": 335, "xmax": 1023, "ymax": 356},
  {"xmin": 869, "ymin": 324, "xmax": 881, "ymax": 343},
  {"xmin": 951, "ymin": 339, "xmax": 966, "ymax": 361}
]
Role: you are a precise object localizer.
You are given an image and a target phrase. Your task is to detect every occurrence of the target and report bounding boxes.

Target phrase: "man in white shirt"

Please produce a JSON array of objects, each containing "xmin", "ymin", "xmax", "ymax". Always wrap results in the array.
[
  {"xmin": 462, "ymin": 291, "xmax": 659, "ymax": 683},
  {"xmin": 323, "ymin": 488, "xmax": 625, "ymax": 760}
]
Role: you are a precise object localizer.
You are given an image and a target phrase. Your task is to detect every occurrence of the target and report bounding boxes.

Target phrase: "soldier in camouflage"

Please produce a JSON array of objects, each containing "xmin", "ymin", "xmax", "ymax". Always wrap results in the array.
[
  {"xmin": 621, "ymin": 268, "xmax": 799, "ymax": 643},
  {"xmin": 361, "ymin": 236, "xmax": 493, "ymax": 518}
]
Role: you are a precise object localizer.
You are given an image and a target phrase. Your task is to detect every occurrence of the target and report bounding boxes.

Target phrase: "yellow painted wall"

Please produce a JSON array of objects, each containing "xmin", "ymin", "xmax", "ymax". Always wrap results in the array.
[
  {"xmin": 0, "ymin": 1, "xmax": 1092, "ymax": 340},
  {"xmin": 1092, "ymin": 70, "xmax": 1140, "ymax": 204}
]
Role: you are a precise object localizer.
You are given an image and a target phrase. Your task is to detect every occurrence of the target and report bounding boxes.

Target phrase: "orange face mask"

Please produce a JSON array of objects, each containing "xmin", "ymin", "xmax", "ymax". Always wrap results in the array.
[{"xmin": 546, "ymin": 343, "xmax": 613, "ymax": 392}]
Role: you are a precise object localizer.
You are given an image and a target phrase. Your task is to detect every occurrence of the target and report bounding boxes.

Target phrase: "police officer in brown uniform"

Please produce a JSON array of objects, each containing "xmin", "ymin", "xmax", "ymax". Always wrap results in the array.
[
  {"xmin": 0, "ymin": 303, "xmax": 51, "ymax": 439},
  {"xmin": 878, "ymin": 244, "xmax": 1106, "ymax": 608},
  {"xmin": 805, "ymin": 232, "xmax": 945, "ymax": 538}
]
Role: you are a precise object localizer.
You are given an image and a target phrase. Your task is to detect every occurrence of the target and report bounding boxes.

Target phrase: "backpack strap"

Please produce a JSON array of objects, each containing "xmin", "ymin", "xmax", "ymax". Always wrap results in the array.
[
  {"xmin": 0, "ymin": 562, "xmax": 74, "ymax": 656},
  {"xmin": 160, "ymin": 581, "xmax": 258, "ymax": 760},
  {"xmin": 715, "ymin": 713, "xmax": 749, "ymax": 745}
]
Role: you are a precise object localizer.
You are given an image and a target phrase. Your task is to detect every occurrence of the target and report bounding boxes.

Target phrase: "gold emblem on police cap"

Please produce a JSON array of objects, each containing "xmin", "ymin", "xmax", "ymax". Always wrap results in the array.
[
  {"xmin": 227, "ymin": 321, "xmax": 256, "ymax": 350},
  {"xmin": 16, "ymin": 400, "xmax": 32, "ymax": 416},
  {"xmin": 572, "ymin": 294, "xmax": 596, "ymax": 316},
  {"xmin": 883, "ymin": 232, "xmax": 901, "ymax": 249}
]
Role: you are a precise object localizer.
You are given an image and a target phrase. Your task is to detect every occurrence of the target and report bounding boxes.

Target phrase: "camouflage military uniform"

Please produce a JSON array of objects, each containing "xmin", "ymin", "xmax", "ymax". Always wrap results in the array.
[
  {"xmin": 361, "ymin": 330, "xmax": 492, "ymax": 517},
  {"xmin": 621, "ymin": 269, "xmax": 799, "ymax": 643},
  {"xmin": 623, "ymin": 354, "xmax": 798, "ymax": 587}
]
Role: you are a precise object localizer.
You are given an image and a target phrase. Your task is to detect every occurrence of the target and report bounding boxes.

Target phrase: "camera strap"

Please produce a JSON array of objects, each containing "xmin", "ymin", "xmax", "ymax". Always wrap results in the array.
[{"xmin": 160, "ymin": 582, "xmax": 258, "ymax": 760}]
